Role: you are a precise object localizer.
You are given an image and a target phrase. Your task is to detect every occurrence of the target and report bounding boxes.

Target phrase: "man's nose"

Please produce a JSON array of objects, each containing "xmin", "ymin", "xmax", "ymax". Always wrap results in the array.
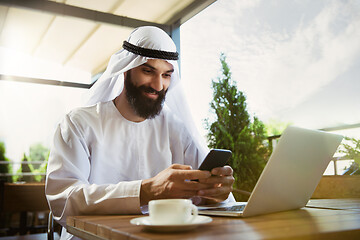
[{"xmin": 150, "ymin": 75, "xmax": 164, "ymax": 92}]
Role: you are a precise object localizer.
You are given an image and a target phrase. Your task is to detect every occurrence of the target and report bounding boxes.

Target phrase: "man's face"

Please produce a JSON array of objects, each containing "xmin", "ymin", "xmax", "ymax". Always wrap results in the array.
[{"xmin": 124, "ymin": 59, "xmax": 174, "ymax": 119}]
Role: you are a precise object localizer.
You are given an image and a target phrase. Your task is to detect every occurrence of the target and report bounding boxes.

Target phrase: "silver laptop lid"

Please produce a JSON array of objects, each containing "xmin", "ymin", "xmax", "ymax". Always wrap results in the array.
[{"xmin": 242, "ymin": 126, "xmax": 343, "ymax": 217}]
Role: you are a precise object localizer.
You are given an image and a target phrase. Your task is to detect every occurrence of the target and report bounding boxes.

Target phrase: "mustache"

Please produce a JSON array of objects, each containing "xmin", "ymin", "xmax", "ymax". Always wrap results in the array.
[{"xmin": 139, "ymin": 86, "xmax": 164, "ymax": 95}]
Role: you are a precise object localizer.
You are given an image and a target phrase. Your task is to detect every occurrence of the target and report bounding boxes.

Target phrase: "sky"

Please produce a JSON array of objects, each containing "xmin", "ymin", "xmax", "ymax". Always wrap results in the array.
[
  {"xmin": 180, "ymin": 0, "xmax": 360, "ymax": 138},
  {"xmin": 1, "ymin": 0, "xmax": 360, "ymax": 169}
]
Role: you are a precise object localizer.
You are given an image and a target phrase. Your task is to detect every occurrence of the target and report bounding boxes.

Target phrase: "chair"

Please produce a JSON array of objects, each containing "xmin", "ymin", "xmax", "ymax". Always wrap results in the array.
[
  {"xmin": 0, "ymin": 182, "xmax": 59, "ymax": 240},
  {"xmin": 47, "ymin": 212, "xmax": 58, "ymax": 240}
]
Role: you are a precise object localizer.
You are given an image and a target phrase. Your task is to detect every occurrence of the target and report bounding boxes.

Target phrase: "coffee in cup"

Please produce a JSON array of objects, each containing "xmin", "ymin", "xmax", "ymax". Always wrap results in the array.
[{"xmin": 148, "ymin": 199, "xmax": 198, "ymax": 225}]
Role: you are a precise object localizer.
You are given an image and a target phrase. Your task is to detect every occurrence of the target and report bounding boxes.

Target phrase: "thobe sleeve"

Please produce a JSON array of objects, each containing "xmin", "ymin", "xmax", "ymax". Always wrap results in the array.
[{"xmin": 45, "ymin": 114, "xmax": 142, "ymax": 227}]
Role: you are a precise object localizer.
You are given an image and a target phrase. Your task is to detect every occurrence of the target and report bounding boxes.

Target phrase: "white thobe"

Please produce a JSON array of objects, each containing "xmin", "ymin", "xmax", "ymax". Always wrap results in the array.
[{"xmin": 45, "ymin": 101, "xmax": 205, "ymax": 240}]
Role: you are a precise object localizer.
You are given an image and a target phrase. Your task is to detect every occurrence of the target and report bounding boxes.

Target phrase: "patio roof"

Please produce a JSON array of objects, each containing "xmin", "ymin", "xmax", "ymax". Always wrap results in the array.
[{"xmin": 0, "ymin": 0, "xmax": 216, "ymax": 85}]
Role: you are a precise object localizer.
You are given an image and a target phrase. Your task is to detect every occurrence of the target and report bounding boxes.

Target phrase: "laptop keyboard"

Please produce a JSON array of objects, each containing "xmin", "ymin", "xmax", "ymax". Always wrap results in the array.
[{"xmin": 208, "ymin": 204, "xmax": 246, "ymax": 212}]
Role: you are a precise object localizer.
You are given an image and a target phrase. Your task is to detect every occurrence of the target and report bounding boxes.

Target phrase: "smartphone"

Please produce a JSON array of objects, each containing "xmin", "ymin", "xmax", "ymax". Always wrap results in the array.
[{"xmin": 198, "ymin": 149, "xmax": 232, "ymax": 171}]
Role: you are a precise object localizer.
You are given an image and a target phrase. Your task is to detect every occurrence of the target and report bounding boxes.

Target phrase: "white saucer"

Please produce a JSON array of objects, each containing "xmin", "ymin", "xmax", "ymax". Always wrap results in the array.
[{"xmin": 130, "ymin": 215, "xmax": 212, "ymax": 232}]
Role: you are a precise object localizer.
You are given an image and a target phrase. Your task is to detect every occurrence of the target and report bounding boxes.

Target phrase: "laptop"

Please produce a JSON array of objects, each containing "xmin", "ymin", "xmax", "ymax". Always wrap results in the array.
[{"xmin": 198, "ymin": 125, "xmax": 343, "ymax": 217}]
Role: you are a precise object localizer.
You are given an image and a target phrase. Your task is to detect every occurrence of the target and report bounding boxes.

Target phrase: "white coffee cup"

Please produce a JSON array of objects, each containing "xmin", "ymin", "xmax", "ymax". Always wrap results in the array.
[{"xmin": 148, "ymin": 199, "xmax": 198, "ymax": 225}]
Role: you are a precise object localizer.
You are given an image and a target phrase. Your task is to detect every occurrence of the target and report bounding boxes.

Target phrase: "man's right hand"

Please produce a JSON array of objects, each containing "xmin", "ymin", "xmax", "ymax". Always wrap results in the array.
[{"xmin": 140, "ymin": 164, "xmax": 212, "ymax": 205}]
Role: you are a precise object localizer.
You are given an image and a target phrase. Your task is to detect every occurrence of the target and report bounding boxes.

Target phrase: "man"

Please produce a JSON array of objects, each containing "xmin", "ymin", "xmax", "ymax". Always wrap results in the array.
[{"xmin": 46, "ymin": 26, "xmax": 235, "ymax": 240}]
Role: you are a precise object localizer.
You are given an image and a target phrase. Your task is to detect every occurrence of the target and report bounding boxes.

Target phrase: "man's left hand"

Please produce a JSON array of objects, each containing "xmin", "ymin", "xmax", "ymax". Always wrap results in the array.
[{"xmin": 197, "ymin": 165, "xmax": 235, "ymax": 204}]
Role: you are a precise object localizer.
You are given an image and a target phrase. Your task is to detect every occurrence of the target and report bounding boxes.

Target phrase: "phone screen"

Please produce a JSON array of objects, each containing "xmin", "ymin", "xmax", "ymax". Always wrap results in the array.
[{"xmin": 198, "ymin": 149, "xmax": 232, "ymax": 171}]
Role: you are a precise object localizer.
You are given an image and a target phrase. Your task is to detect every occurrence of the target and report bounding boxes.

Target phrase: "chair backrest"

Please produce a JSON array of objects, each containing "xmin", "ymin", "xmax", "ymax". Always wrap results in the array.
[
  {"xmin": 1, "ymin": 182, "xmax": 49, "ymax": 212},
  {"xmin": 0, "ymin": 182, "xmax": 52, "ymax": 238}
]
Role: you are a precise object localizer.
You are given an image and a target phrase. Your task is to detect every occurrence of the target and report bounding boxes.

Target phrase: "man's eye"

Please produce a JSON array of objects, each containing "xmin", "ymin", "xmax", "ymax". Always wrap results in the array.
[
  {"xmin": 143, "ymin": 69, "xmax": 152, "ymax": 74},
  {"xmin": 163, "ymin": 74, "xmax": 172, "ymax": 78}
]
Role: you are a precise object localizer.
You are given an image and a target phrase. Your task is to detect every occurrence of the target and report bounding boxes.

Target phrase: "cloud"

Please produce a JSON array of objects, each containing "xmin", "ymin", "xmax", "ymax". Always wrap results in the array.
[
  {"xmin": 226, "ymin": 0, "xmax": 360, "ymax": 121},
  {"xmin": 181, "ymin": 0, "xmax": 360, "ymax": 136}
]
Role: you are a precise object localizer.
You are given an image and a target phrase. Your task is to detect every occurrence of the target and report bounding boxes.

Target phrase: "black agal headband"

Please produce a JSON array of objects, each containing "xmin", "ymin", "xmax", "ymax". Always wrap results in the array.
[{"xmin": 123, "ymin": 41, "xmax": 179, "ymax": 61}]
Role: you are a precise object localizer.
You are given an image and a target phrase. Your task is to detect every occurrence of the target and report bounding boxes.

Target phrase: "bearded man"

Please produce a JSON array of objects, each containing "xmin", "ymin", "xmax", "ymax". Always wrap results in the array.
[{"xmin": 45, "ymin": 26, "xmax": 235, "ymax": 240}]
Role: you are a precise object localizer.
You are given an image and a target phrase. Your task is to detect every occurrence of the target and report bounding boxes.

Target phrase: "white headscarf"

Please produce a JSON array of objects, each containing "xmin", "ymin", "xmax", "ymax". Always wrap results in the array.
[{"xmin": 86, "ymin": 26, "xmax": 208, "ymax": 159}]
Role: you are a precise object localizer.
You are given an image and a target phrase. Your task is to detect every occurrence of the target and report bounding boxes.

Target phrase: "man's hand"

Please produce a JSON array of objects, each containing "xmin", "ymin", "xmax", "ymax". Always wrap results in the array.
[
  {"xmin": 140, "ymin": 164, "xmax": 212, "ymax": 205},
  {"xmin": 197, "ymin": 165, "xmax": 235, "ymax": 204}
]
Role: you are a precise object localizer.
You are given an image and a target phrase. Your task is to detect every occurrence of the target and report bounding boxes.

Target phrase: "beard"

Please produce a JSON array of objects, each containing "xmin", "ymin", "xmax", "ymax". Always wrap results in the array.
[{"xmin": 124, "ymin": 71, "xmax": 167, "ymax": 119}]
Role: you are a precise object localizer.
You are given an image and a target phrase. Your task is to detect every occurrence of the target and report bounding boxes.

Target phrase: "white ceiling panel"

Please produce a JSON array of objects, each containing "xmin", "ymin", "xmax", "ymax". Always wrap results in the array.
[
  {"xmin": 66, "ymin": 25, "xmax": 132, "ymax": 73},
  {"xmin": 34, "ymin": 15, "xmax": 96, "ymax": 64},
  {"xmin": 64, "ymin": 0, "xmax": 120, "ymax": 12},
  {"xmin": 113, "ymin": 0, "xmax": 192, "ymax": 23},
  {"xmin": 0, "ymin": 0, "xmax": 216, "ymax": 84},
  {"xmin": 0, "ymin": 7, "xmax": 53, "ymax": 54}
]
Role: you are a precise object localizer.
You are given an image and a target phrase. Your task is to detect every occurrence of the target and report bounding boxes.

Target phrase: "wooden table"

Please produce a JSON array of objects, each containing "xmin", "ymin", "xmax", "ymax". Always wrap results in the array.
[{"xmin": 66, "ymin": 199, "xmax": 360, "ymax": 240}]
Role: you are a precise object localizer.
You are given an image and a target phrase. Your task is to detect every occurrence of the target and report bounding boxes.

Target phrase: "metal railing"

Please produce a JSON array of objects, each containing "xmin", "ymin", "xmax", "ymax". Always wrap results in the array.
[
  {"xmin": 1, "ymin": 123, "xmax": 359, "ymax": 178},
  {"xmin": 0, "ymin": 161, "xmax": 47, "ymax": 177}
]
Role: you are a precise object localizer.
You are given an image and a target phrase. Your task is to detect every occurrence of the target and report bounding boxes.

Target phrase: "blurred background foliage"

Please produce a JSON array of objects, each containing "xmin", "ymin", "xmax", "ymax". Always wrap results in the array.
[{"xmin": 0, "ymin": 142, "xmax": 49, "ymax": 183}]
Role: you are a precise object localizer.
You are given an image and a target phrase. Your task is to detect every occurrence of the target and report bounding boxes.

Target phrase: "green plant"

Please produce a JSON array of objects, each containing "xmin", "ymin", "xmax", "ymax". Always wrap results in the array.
[
  {"xmin": 265, "ymin": 119, "xmax": 291, "ymax": 137},
  {"xmin": 339, "ymin": 137, "xmax": 360, "ymax": 175},
  {"xmin": 29, "ymin": 143, "xmax": 50, "ymax": 168},
  {"xmin": 15, "ymin": 143, "xmax": 50, "ymax": 182},
  {"xmin": 205, "ymin": 53, "xmax": 270, "ymax": 201},
  {"xmin": 28, "ymin": 143, "xmax": 50, "ymax": 182},
  {"xmin": 264, "ymin": 119, "xmax": 292, "ymax": 152},
  {"xmin": 0, "ymin": 142, "xmax": 12, "ymax": 182},
  {"xmin": 17, "ymin": 153, "xmax": 36, "ymax": 183}
]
